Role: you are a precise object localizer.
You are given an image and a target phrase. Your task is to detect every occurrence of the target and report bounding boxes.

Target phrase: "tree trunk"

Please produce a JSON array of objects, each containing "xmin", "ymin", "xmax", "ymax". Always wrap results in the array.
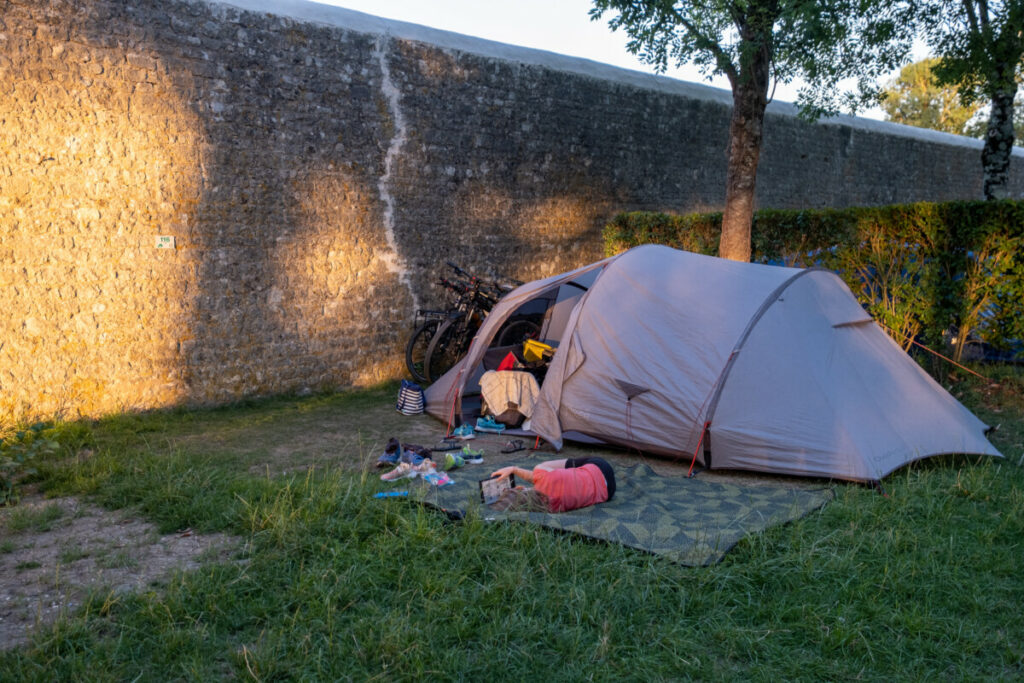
[
  {"xmin": 982, "ymin": 84, "xmax": 1017, "ymax": 200},
  {"xmin": 719, "ymin": 76, "xmax": 769, "ymax": 262}
]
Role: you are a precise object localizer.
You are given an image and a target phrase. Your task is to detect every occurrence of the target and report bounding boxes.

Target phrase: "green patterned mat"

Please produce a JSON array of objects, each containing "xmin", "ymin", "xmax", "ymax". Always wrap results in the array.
[{"xmin": 410, "ymin": 456, "xmax": 834, "ymax": 566}]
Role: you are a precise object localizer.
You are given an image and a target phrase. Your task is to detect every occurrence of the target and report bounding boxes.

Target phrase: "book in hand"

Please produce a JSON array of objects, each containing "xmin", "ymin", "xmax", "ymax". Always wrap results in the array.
[{"xmin": 479, "ymin": 474, "xmax": 515, "ymax": 505}]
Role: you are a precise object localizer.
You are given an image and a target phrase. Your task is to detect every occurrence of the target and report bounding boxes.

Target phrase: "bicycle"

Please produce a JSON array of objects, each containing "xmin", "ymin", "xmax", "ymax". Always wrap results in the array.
[
  {"xmin": 423, "ymin": 264, "xmax": 541, "ymax": 382},
  {"xmin": 405, "ymin": 273, "xmax": 470, "ymax": 384}
]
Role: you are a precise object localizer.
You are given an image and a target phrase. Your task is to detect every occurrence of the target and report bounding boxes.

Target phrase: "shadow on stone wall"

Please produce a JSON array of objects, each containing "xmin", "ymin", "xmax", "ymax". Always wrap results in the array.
[
  {"xmin": 121, "ymin": 2, "xmax": 416, "ymax": 408},
  {"xmin": 2, "ymin": 0, "xmax": 610, "ymax": 419}
]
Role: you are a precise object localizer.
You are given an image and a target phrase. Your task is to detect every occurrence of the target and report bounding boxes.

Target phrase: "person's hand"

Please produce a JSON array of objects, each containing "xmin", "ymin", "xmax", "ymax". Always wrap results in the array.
[{"xmin": 491, "ymin": 466, "xmax": 515, "ymax": 480}]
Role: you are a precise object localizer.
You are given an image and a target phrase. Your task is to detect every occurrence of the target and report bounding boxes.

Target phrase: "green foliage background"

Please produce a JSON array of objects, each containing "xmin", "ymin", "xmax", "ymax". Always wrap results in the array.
[
  {"xmin": 880, "ymin": 58, "xmax": 986, "ymax": 137},
  {"xmin": 604, "ymin": 200, "xmax": 1024, "ymax": 359}
]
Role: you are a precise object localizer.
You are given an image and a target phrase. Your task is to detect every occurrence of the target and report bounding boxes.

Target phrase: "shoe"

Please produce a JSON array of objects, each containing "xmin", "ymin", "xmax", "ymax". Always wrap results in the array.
[
  {"xmin": 400, "ymin": 452, "xmax": 427, "ymax": 466},
  {"xmin": 422, "ymin": 471, "xmax": 453, "ymax": 487},
  {"xmin": 500, "ymin": 439, "xmax": 525, "ymax": 454},
  {"xmin": 414, "ymin": 460, "xmax": 437, "ymax": 475},
  {"xmin": 450, "ymin": 424, "xmax": 475, "ymax": 440},
  {"xmin": 376, "ymin": 438, "xmax": 403, "ymax": 467},
  {"xmin": 432, "ymin": 438, "xmax": 462, "ymax": 452},
  {"xmin": 380, "ymin": 462, "xmax": 414, "ymax": 481},
  {"xmin": 460, "ymin": 446, "xmax": 484, "ymax": 464},
  {"xmin": 444, "ymin": 453, "xmax": 465, "ymax": 470},
  {"xmin": 475, "ymin": 416, "xmax": 506, "ymax": 434}
]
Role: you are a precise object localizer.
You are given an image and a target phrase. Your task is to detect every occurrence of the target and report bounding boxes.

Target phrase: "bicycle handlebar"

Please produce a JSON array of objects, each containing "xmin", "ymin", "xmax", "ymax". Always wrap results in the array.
[
  {"xmin": 443, "ymin": 263, "xmax": 513, "ymax": 299},
  {"xmin": 438, "ymin": 277, "xmax": 469, "ymax": 294},
  {"xmin": 446, "ymin": 261, "xmax": 472, "ymax": 280}
]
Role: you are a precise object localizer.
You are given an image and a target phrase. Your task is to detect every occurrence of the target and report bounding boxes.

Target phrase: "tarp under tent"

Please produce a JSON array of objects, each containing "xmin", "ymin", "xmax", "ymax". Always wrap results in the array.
[{"xmin": 424, "ymin": 245, "xmax": 1002, "ymax": 483}]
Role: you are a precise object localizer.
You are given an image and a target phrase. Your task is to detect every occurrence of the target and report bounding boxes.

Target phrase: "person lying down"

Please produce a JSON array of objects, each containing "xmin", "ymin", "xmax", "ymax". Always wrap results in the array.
[{"xmin": 489, "ymin": 457, "xmax": 616, "ymax": 513}]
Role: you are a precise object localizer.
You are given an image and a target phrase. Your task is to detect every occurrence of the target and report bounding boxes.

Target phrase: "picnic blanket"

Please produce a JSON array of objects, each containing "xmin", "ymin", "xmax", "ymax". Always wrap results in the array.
[{"xmin": 410, "ymin": 456, "xmax": 834, "ymax": 566}]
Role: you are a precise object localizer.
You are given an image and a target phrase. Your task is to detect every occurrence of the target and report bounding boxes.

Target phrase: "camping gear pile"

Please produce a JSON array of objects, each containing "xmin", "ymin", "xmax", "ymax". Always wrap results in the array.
[
  {"xmin": 375, "ymin": 436, "xmax": 487, "ymax": 486},
  {"xmin": 425, "ymin": 245, "xmax": 1002, "ymax": 483}
]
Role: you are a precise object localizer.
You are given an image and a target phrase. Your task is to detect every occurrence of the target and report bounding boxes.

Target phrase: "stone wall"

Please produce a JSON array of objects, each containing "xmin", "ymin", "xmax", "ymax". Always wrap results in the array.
[{"xmin": 2, "ymin": 0, "xmax": 1021, "ymax": 419}]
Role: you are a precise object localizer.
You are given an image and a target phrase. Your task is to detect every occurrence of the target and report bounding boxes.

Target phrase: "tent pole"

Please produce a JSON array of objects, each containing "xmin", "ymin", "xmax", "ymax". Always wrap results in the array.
[{"xmin": 686, "ymin": 421, "xmax": 711, "ymax": 478}]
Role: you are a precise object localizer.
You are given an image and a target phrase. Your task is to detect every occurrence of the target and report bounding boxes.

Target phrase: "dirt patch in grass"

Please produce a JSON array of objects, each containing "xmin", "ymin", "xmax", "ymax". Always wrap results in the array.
[{"xmin": 0, "ymin": 494, "xmax": 238, "ymax": 650}]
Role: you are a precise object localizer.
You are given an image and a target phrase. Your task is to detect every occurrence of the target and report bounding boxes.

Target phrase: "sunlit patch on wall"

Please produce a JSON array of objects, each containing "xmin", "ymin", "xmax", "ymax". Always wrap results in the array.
[
  {"xmin": 269, "ymin": 171, "xmax": 412, "ymax": 389},
  {"xmin": 0, "ymin": 37, "xmax": 206, "ymax": 419}
]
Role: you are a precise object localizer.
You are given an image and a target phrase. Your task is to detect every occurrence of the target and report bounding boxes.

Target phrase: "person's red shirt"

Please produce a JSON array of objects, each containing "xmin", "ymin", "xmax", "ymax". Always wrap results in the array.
[{"xmin": 533, "ymin": 464, "xmax": 608, "ymax": 512}]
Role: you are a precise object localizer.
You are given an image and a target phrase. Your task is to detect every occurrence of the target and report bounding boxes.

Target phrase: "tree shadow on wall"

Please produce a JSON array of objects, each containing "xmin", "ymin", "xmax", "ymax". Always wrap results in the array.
[{"xmin": 80, "ymin": 1, "xmax": 421, "ymax": 405}]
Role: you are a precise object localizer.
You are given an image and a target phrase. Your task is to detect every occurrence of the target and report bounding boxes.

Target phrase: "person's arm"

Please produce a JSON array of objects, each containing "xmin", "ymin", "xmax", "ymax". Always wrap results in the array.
[
  {"xmin": 490, "ymin": 465, "xmax": 535, "ymax": 483},
  {"xmin": 491, "ymin": 459, "xmax": 568, "ymax": 483}
]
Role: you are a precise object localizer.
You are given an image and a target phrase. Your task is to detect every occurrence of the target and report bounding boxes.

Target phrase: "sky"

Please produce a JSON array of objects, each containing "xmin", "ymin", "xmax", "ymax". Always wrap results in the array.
[{"xmin": 310, "ymin": 0, "xmax": 920, "ymax": 121}]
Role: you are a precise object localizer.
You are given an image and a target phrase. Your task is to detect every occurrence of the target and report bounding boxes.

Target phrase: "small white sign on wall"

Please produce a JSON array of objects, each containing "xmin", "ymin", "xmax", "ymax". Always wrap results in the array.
[{"xmin": 155, "ymin": 236, "xmax": 175, "ymax": 249}]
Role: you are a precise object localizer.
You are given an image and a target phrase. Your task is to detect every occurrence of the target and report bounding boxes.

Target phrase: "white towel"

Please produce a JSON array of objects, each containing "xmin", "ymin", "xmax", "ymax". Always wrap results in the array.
[{"xmin": 479, "ymin": 370, "xmax": 541, "ymax": 418}]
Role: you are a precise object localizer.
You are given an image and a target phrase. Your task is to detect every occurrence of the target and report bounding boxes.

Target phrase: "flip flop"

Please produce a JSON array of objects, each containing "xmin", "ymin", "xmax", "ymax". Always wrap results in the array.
[{"xmin": 500, "ymin": 439, "xmax": 525, "ymax": 454}]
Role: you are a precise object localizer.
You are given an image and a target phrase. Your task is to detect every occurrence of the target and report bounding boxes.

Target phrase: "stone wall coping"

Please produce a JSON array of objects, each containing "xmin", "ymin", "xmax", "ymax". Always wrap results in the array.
[{"xmin": 203, "ymin": 0, "xmax": 1020, "ymax": 157}]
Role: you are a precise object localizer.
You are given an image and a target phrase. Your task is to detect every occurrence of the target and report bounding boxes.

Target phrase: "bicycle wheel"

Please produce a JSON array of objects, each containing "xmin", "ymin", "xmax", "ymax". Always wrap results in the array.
[
  {"xmin": 405, "ymin": 319, "xmax": 441, "ymax": 384},
  {"xmin": 495, "ymin": 319, "xmax": 541, "ymax": 347},
  {"xmin": 425, "ymin": 315, "xmax": 472, "ymax": 382}
]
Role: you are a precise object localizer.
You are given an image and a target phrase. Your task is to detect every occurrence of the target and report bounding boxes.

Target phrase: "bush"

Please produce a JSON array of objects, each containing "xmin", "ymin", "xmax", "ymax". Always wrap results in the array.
[
  {"xmin": 604, "ymin": 200, "xmax": 1024, "ymax": 359},
  {"xmin": 0, "ymin": 424, "xmax": 59, "ymax": 506}
]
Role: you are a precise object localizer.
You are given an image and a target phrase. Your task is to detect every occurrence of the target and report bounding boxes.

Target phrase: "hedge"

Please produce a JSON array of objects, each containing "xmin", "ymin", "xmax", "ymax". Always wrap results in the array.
[{"xmin": 603, "ymin": 200, "xmax": 1024, "ymax": 361}]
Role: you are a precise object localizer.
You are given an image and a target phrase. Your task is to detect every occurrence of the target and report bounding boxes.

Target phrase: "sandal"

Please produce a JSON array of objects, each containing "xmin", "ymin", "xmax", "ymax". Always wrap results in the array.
[{"xmin": 500, "ymin": 439, "xmax": 525, "ymax": 454}]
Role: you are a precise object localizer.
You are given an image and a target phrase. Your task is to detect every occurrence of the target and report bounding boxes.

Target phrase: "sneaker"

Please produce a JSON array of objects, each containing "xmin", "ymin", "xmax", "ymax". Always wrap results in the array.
[
  {"xmin": 422, "ymin": 471, "xmax": 453, "ymax": 487},
  {"xmin": 400, "ymin": 452, "xmax": 427, "ymax": 466},
  {"xmin": 475, "ymin": 416, "xmax": 506, "ymax": 434},
  {"xmin": 376, "ymin": 437, "xmax": 403, "ymax": 467},
  {"xmin": 444, "ymin": 453, "xmax": 465, "ymax": 470},
  {"xmin": 460, "ymin": 446, "xmax": 484, "ymax": 464},
  {"xmin": 380, "ymin": 462, "xmax": 414, "ymax": 481},
  {"xmin": 414, "ymin": 460, "xmax": 437, "ymax": 475},
  {"xmin": 450, "ymin": 424, "xmax": 475, "ymax": 440},
  {"xmin": 432, "ymin": 438, "xmax": 462, "ymax": 452}
]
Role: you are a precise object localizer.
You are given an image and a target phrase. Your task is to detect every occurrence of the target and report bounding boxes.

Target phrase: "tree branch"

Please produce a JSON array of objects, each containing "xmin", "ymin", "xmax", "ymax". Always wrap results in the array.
[
  {"xmin": 665, "ymin": 5, "xmax": 739, "ymax": 85},
  {"xmin": 961, "ymin": 0, "xmax": 980, "ymax": 34}
]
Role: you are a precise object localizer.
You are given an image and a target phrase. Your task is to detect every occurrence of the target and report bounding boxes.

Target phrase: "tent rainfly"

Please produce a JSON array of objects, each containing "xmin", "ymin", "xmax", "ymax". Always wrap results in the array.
[{"xmin": 424, "ymin": 245, "xmax": 1002, "ymax": 482}]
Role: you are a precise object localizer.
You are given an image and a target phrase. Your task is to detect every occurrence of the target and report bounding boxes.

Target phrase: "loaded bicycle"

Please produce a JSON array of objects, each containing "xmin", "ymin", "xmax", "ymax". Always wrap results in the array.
[{"xmin": 404, "ymin": 262, "xmax": 541, "ymax": 383}]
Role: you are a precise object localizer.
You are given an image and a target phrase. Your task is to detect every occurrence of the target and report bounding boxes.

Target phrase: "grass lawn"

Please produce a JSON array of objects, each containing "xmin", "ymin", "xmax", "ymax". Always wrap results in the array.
[{"xmin": 1, "ymin": 369, "xmax": 1022, "ymax": 680}]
